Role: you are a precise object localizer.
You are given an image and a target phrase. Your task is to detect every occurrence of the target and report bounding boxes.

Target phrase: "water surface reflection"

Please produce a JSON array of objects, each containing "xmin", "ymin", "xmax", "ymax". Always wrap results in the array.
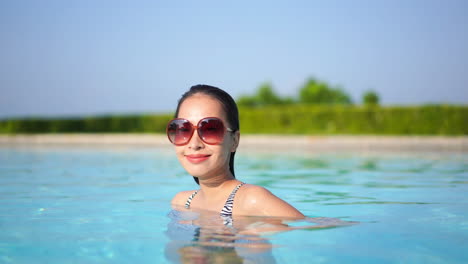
[{"xmin": 165, "ymin": 210, "xmax": 355, "ymax": 263}]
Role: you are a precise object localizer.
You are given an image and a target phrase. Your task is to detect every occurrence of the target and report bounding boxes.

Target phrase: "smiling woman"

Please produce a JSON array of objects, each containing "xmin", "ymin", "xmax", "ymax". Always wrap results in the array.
[{"xmin": 168, "ymin": 85, "xmax": 304, "ymax": 219}]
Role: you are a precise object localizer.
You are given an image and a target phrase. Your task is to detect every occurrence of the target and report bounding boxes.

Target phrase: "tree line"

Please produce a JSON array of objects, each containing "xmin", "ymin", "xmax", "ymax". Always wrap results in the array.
[
  {"xmin": 1, "ymin": 77, "xmax": 466, "ymax": 135},
  {"xmin": 237, "ymin": 77, "xmax": 379, "ymax": 107},
  {"xmin": 1, "ymin": 105, "xmax": 466, "ymax": 135}
]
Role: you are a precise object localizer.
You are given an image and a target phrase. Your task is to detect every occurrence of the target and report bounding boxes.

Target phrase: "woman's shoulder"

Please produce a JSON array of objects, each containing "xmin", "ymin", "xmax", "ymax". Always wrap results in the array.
[
  {"xmin": 237, "ymin": 183, "xmax": 304, "ymax": 218},
  {"xmin": 238, "ymin": 184, "xmax": 275, "ymax": 204},
  {"xmin": 171, "ymin": 190, "xmax": 197, "ymax": 207},
  {"xmin": 239, "ymin": 183, "xmax": 270, "ymax": 195}
]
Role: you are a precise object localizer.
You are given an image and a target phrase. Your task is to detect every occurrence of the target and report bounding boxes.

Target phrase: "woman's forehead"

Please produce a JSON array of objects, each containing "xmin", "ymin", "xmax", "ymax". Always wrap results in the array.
[{"xmin": 178, "ymin": 94, "xmax": 227, "ymax": 120}]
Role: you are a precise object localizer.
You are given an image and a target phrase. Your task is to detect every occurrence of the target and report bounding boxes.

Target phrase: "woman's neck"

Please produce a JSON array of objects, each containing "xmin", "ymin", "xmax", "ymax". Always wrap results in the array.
[{"xmin": 198, "ymin": 172, "xmax": 236, "ymax": 197}]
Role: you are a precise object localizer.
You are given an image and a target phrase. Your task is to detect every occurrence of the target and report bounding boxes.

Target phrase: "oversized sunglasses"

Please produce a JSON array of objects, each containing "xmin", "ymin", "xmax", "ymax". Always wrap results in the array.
[{"xmin": 166, "ymin": 117, "xmax": 234, "ymax": 146}]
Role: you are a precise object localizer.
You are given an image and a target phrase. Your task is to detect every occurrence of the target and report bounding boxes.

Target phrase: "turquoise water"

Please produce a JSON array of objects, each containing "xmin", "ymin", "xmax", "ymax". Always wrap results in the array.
[{"xmin": 0, "ymin": 145, "xmax": 467, "ymax": 263}]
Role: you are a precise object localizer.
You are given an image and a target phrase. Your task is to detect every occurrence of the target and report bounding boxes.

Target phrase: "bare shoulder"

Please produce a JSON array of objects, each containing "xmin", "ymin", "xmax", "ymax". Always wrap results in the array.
[
  {"xmin": 238, "ymin": 184, "xmax": 284, "ymax": 207},
  {"xmin": 237, "ymin": 184, "xmax": 304, "ymax": 218},
  {"xmin": 239, "ymin": 184, "xmax": 274, "ymax": 200},
  {"xmin": 171, "ymin": 190, "xmax": 196, "ymax": 208}
]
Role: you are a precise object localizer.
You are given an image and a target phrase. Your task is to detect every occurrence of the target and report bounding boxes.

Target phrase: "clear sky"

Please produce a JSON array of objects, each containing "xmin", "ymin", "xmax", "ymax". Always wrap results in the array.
[{"xmin": 1, "ymin": 0, "xmax": 467, "ymax": 118}]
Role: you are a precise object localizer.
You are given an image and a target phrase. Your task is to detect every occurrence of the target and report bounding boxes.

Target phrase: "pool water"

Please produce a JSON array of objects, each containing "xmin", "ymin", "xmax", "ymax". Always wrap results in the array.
[{"xmin": 0, "ymin": 145, "xmax": 467, "ymax": 263}]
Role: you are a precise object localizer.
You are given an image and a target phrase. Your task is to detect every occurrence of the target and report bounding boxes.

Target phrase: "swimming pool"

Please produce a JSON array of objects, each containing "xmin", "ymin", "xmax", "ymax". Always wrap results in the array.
[{"xmin": 0, "ymin": 145, "xmax": 467, "ymax": 263}]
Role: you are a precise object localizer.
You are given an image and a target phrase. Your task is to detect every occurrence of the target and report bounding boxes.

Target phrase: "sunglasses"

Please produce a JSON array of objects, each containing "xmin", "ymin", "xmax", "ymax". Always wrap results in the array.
[{"xmin": 166, "ymin": 117, "xmax": 234, "ymax": 146}]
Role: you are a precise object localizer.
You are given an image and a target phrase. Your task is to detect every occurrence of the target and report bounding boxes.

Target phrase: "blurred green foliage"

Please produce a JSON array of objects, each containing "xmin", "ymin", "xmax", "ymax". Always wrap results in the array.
[
  {"xmin": 298, "ymin": 78, "xmax": 352, "ymax": 105},
  {"xmin": 363, "ymin": 90, "xmax": 380, "ymax": 106},
  {"xmin": 1, "ymin": 105, "xmax": 466, "ymax": 135},
  {"xmin": 0, "ymin": 114, "xmax": 173, "ymax": 134},
  {"xmin": 239, "ymin": 105, "xmax": 467, "ymax": 135},
  {"xmin": 238, "ymin": 77, "xmax": 354, "ymax": 107},
  {"xmin": 237, "ymin": 83, "xmax": 294, "ymax": 107},
  {"xmin": 0, "ymin": 78, "xmax": 464, "ymax": 135}
]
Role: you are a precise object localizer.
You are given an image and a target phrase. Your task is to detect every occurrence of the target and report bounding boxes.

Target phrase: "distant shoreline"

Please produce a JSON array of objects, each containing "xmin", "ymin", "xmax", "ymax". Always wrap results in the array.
[{"xmin": 1, "ymin": 134, "xmax": 467, "ymax": 152}]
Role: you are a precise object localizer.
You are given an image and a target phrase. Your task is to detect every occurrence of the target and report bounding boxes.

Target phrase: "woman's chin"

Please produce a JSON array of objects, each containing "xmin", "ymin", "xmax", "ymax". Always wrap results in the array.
[{"xmin": 184, "ymin": 168, "xmax": 207, "ymax": 179}]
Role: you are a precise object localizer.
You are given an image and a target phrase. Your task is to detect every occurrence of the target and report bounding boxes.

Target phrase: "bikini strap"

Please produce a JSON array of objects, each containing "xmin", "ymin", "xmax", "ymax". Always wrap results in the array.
[
  {"xmin": 184, "ymin": 190, "xmax": 199, "ymax": 209},
  {"xmin": 220, "ymin": 182, "xmax": 245, "ymax": 217}
]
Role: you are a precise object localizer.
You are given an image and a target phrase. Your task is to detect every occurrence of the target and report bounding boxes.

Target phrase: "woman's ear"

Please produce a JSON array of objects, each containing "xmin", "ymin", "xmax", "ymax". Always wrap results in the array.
[{"xmin": 231, "ymin": 131, "xmax": 240, "ymax": 152}]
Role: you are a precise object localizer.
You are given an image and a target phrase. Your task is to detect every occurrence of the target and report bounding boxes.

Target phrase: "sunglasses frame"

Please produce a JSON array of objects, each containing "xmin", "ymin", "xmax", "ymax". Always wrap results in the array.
[{"xmin": 166, "ymin": 117, "xmax": 234, "ymax": 146}]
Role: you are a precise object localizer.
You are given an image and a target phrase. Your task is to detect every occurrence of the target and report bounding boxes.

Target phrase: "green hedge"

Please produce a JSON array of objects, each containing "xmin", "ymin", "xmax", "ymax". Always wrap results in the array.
[
  {"xmin": 239, "ymin": 105, "xmax": 467, "ymax": 135},
  {"xmin": 0, "ymin": 114, "xmax": 174, "ymax": 134},
  {"xmin": 0, "ymin": 105, "xmax": 466, "ymax": 135}
]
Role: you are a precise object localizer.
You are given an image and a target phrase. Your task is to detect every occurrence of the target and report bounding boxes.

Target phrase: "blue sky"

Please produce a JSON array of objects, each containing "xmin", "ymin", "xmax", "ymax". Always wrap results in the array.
[{"xmin": 1, "ymin": 0, "xmax": 467, "ymax": 118}]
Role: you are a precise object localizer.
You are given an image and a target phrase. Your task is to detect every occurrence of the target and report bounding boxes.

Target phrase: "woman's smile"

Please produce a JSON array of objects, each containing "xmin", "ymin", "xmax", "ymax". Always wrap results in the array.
[{"xmin": 185, "ymin": 154, "xmax": 211, "ymax": 163}]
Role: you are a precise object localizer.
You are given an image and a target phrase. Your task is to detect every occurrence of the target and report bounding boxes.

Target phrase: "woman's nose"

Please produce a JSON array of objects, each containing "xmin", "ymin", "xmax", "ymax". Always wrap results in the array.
[{"xmin": 188, "ymin": 130, "xmax": 204, "ymax": 150}]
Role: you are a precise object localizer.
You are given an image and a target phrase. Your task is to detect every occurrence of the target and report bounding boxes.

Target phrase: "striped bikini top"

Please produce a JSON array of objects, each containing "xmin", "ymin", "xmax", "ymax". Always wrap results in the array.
[{"xmin": 185, "ymin": 182, "xmax": 245, "ymax": 218}]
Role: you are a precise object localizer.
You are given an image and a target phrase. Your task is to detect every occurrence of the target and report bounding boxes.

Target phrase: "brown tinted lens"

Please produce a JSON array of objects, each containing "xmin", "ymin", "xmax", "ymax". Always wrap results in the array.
[
  {"xmin": 167, "ymin": 119, "xmax": 193, "ymax": 145},
  {"xmin": 198, "ymin": 118, "xmax": 225, "ymax": 144}
]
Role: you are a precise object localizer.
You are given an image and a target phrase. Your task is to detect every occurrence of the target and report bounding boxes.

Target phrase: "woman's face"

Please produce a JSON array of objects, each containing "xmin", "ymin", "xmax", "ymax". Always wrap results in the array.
[{"xmin": 175, "ymin": 93, "xmax": 239, "ymax": 180}]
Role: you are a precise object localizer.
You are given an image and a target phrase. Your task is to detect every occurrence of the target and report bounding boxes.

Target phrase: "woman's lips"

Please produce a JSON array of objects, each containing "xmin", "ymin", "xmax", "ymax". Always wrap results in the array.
[{"xmin": 185, "ymin": 154, "xmax": 211, "ymax": 163}]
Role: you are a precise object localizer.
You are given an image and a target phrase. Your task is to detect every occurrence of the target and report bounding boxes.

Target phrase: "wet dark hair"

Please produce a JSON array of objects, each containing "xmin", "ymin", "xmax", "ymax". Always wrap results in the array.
[{"xmin": 174, "ymin": 84, "xmax": 240, "ymax": 185}]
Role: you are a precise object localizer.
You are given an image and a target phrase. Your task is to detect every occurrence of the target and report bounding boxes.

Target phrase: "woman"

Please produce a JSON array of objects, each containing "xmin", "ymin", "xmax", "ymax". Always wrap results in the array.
[{"xmin": 168, "ymin": 84, "xmax": 304, "ymax": 219}]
